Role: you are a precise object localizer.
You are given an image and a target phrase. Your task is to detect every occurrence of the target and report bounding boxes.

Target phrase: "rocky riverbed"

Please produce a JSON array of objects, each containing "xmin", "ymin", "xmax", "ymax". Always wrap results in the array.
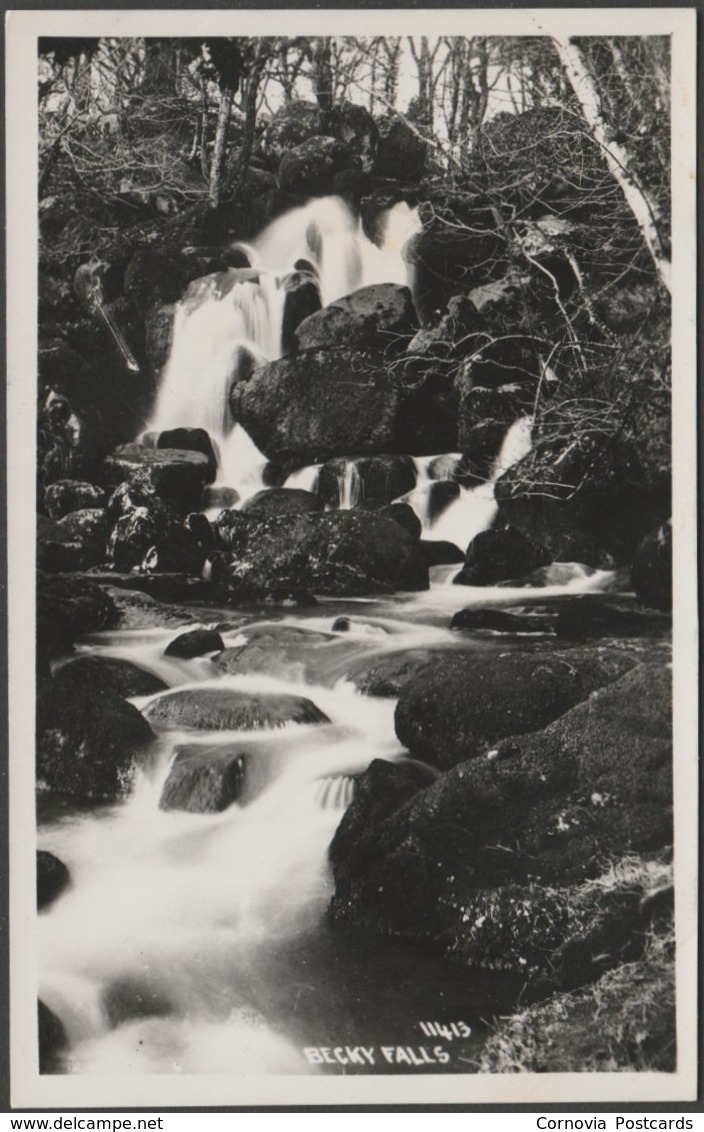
[{"xmin": 36, "ymin": 90, "xmax": 673, "ymax": 1077}]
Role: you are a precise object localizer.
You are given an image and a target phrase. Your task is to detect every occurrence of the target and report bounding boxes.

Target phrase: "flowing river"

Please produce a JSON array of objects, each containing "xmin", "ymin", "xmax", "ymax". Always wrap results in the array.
[{"xmin": 38, "ymin": 194, "xmax": 617, "ymax": 1076}]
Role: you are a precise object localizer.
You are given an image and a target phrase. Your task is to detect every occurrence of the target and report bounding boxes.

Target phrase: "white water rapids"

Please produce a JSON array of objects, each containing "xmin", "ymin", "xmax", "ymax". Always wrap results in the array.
[
  {"xmin": 39, "ymin": 193, "xmax": 619, "ymax": 1077},
  {"xmin": 149, "ymin": 196, "xmax": 421, "ymax": 500}
]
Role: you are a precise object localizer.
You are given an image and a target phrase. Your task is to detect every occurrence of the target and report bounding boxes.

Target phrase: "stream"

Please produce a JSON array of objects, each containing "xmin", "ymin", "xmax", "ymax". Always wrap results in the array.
[{"xmin": 38, "ymin": 192, "xmax": 616, "ymax": 1076}]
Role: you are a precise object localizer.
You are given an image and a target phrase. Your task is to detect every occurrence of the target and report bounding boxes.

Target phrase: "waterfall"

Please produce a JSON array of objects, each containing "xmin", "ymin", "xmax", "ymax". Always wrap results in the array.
[
  {"xmin": 402, "ymin": 418, "xmax": 534, "ymax": 551},
  {"xmin": 337, "ymin": 461, "xmax": 363, "ymax": 510},
  {"xmin": 148, "ymin": 197, "xmax": 421, "ymax": 505}
]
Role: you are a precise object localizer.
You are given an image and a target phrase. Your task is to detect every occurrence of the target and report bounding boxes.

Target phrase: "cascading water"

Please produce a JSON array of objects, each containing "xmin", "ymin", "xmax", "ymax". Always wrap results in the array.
[
  {"xmin": 402, "ymin": 416, "xmax": 534, "ymax": 548},
  {"xmin": 39, "ymin": 192, "xmax": 625, "ymax": 1082},
  {"xmin": 149, "ymin": 197, "xmax": 421, "ymax": 504}
]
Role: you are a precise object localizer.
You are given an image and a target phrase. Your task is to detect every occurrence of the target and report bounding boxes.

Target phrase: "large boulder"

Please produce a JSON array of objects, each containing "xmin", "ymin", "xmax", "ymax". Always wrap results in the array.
[
  {"xmin": 106, "ymin": 476, "xmax": 205, "ymax": 575},
  {"xmin": 107, "ymin": 502, "xmax": 204, "ymax": 576},
  {"xmin": 403, "ymin": 218, "xmax": 504, "ymax": 324},
  {"xmin": 217, "ymin": 509, "xmax": 429, "ymax": 597},
  {"xmin": 36, "ymin": 679, "xmax": 155, "ymax": 801},
  {"xmin": 454, "ymin": 526, "xmax": 552, "ymax": 586},
  {"xmin": 631, "ymin": 521, "xmax": 672, "ymax": 611},
  {"xmin": 213, "ymin": 624, "xmax": 336, "ymax": 681},
  {"xmin": 102, "ymin": 444, "xmax": 212, "ymax": 511},
  {"xmin": 394, "ymin": 646, "xmax": 637, "ymax": 769},
  {"xmin": 555, "ymin": 596, "xmax": 672, "ymax": 640},
  {"xmin": 55, "ymin": 508, "xmax": 110, "ymax": 565},
  {"xmin": 292, "ymin": 283, "xmax": 418, "ymax": 354},
  {"xmin": 164, "ymin": 628, "xmax": 225, "ymax": 658},
  {"xmin": 37, "ymin": 573, "xmax": 119, "ymax": 660},
  {"xmin": 374, "ymin": 114, "xmax": 428, "ymax": 181},
  {"xmin": 142, "ymin": 687, "xmax": 329, "ymax": 731},
  {"xmin": 347, "ymin": 648, "xmax": 454, "ymax": 698},
  {"xmin": 330, "ymin": 663, "xmax": 672, "ymax": 980},
  {"xmin": 230, "ymin": 346, "xmax": 406, "ymax": 465},
  {"xmin": 261, "ymin": 100, "xmax": 328, "ymax": 164},
  {"xmin": 55, "ymin": 655, "xmax": 167, "ymax": 698},
  {"xmin": 317, "ymin": 455, "xmax": 416, "ymax": 508},
  {"xmin": 279, "ymin": 137, "xmax": 361, "ymax": 197},
  {"xmin": 44, "ymin": 479, "xmax": 106, "ymax": 519},
  {"xmin": 240, "ymin": 487, "xmax": 324, "ymax": 518},
  {"xmin": 159, "ymin": 744, "xmax": 245, "ymax": 813},
  {"xmin": 495, "ymin": 433, "xmax": 670, "ymax": 568},
  {"xmin": 156, "ymin": 428, "xmax": 219, "ymax": 483},
  {"xmin": 123, "ymin": 249, "xmax": 192, "ymax": 312}
]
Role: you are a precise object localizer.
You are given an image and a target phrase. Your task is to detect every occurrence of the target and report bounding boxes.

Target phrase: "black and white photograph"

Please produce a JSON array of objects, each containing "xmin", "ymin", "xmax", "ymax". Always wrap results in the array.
[{"xmin": 6, "ymin": 6, "xmax": 698, "ymax": 1109}]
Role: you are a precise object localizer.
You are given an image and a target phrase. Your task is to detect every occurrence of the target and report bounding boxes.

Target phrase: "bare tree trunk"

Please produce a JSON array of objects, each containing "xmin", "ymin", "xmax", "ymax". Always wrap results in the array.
[
  {"xmin": 383, "ymin": 39, "xmax": 400, "ymax": 108},
  {"xmin": 231, "ymin": 56, "xmax": 265, "ymax": 197},
  {"xmin": 311, "ymin": 36, "xmax": 333, "ymax": 116},
  {"xmin": 553, "ymin": 34, "xmax": 671, "ymax": 293},
  {"xmin": 208, "ymin": 79, "xmax": 235, "ymax": 208}
]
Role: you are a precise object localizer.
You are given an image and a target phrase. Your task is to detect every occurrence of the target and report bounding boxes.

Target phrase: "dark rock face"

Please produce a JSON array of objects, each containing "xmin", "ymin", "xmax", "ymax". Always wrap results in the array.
[
  {"xmin": 44, "ymin": 479, "xmax": 107, "ymax": 519},
  {"xmin": 458, "ymin": 422, "xmax": 508, "ymax": 484},
  {"xmin": 164, "ymin": 628, "xmax": 225, "ymax": 658},
  {"xmin": 404, "ymin": 221, "xmax": 504, "ymax": 324},
  {"xmin": 212, "ymin": 508, "xmax": 251, "ymax": 550},
  {"xmin": 293, "ymin": 283, "xmax": 417, "ymax": 354},
  {"xmin": 555, "ymin": 596, "xmax": 672, "ymax": 639},
  {"xmin": 217, "ymin": 509, "xmax": 429, "ymax": 597},
  {"xmin": 37, "ymin": 850, "xmax": 70, "ymax": 910},
  {"xmin": 407, "ymin": 294, "xmax": 484, "ymax": 362},
  {"xmin": 375, "ymin": 502, "xmax": 422, "ymax": 540},
  {"xmin": 36, "ymin": 678, "xmax": 155, "ymax": 801},
  {"xmin": 451, "ymin": 608, "xmax": 547, "ymax": 633},
  {"xmin": 231, "ymin": 345, "xmax": 416, "ymax": 465},
  {"xmin": 213, "ymin": 624, "xmax": 334, "ymax": 680},
  {"xmin": 347, "ymin": 648, "xmax": 453, "ymax": 698},
  {"xmin": 159, "ymin": 745, "xmax": 245, "ymax": 813},
  {"xmin": 240, "ymin": 487, "xmax": 324, "ymax": 517},
  {"xmin": 123, "ymin": 249, "xmax": 191, "ymax": 312},
  {"xmin": 281, "ymin": 271, "xmax": 322, "ymax": 354},
  {"xmin": 143, "ymin": 688, "xmax": 329, "ymax": 731},
  {"xmin": 495, "ymin": 437, "xmax": 671, "ymax": 568},
  {"xmin": 104, "ymin": 585, "xmax": 199, "ymax": 630},
  {"xmin": 37, "ymin": 543, "xmax": 88, "ymax": 574},
  {"xmin": 156, "ymin": 428, "xmax": 219, "ymax": 483},
  {"xmin": 262, "ymin": 100, "xmax": 327, "ymax": 163},
  {"xmin": 455, "ymin": 382, "xmax": 532, "ymax": 453},
  {"xmin": 395, "ymin": 646, "xmax": 637, "ymax": 769},
  {"xmin": 102, "ymin": 444, "xmax": 212, "ymax": 512},
  {"xmin": 55, "ymin": 508, "xmax": 110, "ymax": 565},
  {"xmin": 330, "ymin": 663, "xmax": 672, "ymax": 981},
  {"xmin": 144, "ymin": 302, "xmax": 175, "ymax": 375},
  {"xmin": 37, "ymin": 573, "xmax": 119, "ymax": 660},
  {"xmin": 454, "ymin": 526, "xmax": 552, "ymax": 586},
  {"xmin": 318, "ymin": 455, "xmax": 416, "ymax": 508},
  {"xmin": 55, "ymin": 655, "xmax": 167, "ymax": 697},
  {"xmin": 631, "ymin": 521, "xmax": 672, "ymax": 611},
  {"xmin": 334, "ymin": 100, "xmax": 378, "ymax": 171},
  {"xmin": 106, "ymin": 479, "xmax": 205, "ymax": 575},
  {"xmin": 39, "ymin": 1000, "xmax": 68, "ymax": 1073},
  {"xmin": 279, "ymin": 137, "xmax": 361, "ymax": 197},
  {"xmin": 374, "ymin": 114, "xmax": 428, "ymax": 181},
  {"xmin": 419, "ymin": 540, "xmax": 464, "ymax": 567}
]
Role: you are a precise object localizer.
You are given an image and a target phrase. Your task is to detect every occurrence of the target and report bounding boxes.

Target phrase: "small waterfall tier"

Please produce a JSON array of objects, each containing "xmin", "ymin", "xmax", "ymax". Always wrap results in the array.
[{"xmin": 148, "ymin": 197, "xmax": 421, "ymax": 504}]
